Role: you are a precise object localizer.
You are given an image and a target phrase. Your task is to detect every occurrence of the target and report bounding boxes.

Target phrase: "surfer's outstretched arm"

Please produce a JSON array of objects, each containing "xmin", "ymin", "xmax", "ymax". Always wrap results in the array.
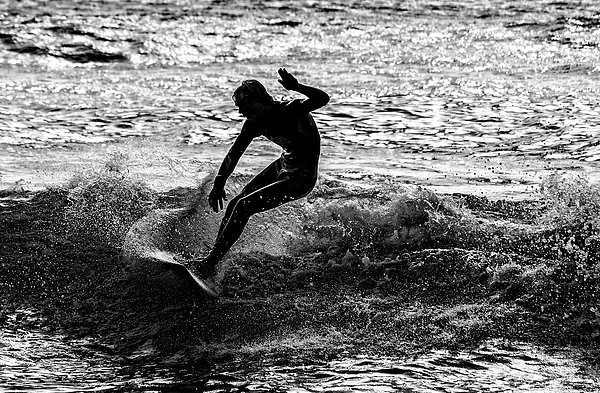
[
  {"xmin": 180, "ymin": 129, "xmax": 253, "ymax": 218},
  {"xmin": 208, "ymin": 127, "xmax": 254, "ymax": 212}
]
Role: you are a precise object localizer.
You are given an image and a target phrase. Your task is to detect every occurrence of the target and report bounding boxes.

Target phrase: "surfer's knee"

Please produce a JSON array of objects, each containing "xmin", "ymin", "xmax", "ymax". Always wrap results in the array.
[
  {"xmin": 224, "ymin": 195, "xmax": 240, "ymax": 213},
  {"xmin": 233, "ymin": 196, "xmax": 255, "ymax": 216}
]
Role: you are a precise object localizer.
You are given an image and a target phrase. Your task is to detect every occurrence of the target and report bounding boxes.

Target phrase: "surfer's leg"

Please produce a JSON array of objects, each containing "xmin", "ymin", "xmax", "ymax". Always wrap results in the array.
[
  {"xmin": 204, "ymin": 174, "xmax": 314, "ymax": 274},
  {"xmin": 215, "ymin": 159, "xmax": 281, "ymax": 241}
]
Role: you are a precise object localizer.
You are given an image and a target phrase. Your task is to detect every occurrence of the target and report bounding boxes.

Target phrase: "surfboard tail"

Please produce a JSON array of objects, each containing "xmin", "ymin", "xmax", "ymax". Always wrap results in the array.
[{"xmin": 146, "ymin": 249, "xmax": 220, "ymax": 297}]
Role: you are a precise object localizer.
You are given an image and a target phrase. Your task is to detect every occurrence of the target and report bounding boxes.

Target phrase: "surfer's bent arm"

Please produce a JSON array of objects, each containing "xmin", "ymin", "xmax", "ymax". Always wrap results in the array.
[
  {"xmin": 277, "ymin": 68, "xmax": 329, "ymax": 112},
  {"xmin": 294, "ymin": 83, "xmax": 330, "ymax": 112}
]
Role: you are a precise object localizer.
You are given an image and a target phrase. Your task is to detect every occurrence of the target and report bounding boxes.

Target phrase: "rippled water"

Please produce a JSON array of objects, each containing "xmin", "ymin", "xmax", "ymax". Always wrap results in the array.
[
  {"xmin": 1, "ymin": 0, "xmax": 600, "ymax": 197},
  {"xmin": 230, "ymin": 349, "xmax": 597, "ymax": 392},
  {"xmin": 1, "ymin": 316, "xmax": 597, "ymax": 392}
]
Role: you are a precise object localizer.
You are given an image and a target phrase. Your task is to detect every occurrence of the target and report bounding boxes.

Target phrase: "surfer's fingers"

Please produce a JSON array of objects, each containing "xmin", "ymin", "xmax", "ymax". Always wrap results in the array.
[{"xmin": 210, "ymin": 197, "xmax": 223, "ymax": 212}]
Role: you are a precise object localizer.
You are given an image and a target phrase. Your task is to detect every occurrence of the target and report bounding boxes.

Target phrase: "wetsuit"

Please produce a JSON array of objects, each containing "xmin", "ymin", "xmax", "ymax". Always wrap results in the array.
[{"xmin": 205, "ymin": 95, "xmax": 328, "ymax": 270}]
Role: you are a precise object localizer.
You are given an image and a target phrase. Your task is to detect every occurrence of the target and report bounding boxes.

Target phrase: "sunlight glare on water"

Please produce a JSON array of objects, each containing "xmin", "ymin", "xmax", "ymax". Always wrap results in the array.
[
  {"xmin": 0, "ymin": 312, "xmax": 120, "ymax": 393},
  {"xmin": 1, "ymin": 0, "xmax": 599, "ymax": 198}
]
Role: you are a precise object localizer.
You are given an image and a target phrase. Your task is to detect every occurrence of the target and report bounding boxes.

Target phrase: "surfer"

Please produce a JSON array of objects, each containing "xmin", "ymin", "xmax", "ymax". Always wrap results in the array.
[{"xmin": 195, "ymin": 68, "xmax": 329, "ymax": 296}]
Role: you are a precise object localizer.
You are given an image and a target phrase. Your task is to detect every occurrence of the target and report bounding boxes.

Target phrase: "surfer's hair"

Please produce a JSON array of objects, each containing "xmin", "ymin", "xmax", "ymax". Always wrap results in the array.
[{"xmin": 232, "ymin": 79, "xmax": 274, "ymax": 105}]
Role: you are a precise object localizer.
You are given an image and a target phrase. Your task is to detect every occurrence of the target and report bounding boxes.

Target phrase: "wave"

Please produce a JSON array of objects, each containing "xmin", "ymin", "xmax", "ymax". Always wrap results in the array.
[
  {"xmin": 505, "ymin": 15, "xmax": 600, "ymax": 50},
  {"xmin": 543, "ymin": 63, "xmax": 599, "ymax": 74},
  {"xmin": 23, "ymin": 149, "xmax": 600, "ymax": 269},
  {"xmin": 11, "ymin": 43, "xmax": 128, "ymax": 63},
  {"xmin": 2, "ymin": 35, "xmax": 129, "ymax": 64},
  {"xmin": 2, "ymin": 153, "xmax": 600, "ymax": 366}
]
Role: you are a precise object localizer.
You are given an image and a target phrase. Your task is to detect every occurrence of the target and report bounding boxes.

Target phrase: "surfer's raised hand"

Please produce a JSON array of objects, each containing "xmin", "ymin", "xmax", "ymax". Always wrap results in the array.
[
  {"xmin": 277, "ymin": 68, "xmax": 299, "ymax": 91},
  {"xmin": 277, "ymin": 68, "xmax": 329, "ymax": 112},
  {"xmin": 208, "ymin": 185, "xmax": 227, "ymax": 213}
]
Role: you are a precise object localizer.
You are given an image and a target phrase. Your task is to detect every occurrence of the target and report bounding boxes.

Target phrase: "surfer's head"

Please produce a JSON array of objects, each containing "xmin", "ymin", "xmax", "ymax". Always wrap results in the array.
[{"xmin": 232, "ymin": 80, "xmax": 274, "ymax": 120}]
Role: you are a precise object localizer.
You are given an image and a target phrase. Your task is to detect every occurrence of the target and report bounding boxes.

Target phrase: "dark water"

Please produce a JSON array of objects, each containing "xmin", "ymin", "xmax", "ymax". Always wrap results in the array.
[{"xmin": 2, "ymin": 0, "xmax": 600, "ymax": 391}]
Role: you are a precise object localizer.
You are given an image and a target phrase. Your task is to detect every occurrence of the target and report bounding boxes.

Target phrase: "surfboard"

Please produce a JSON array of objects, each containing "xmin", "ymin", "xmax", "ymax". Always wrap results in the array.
[{"xmin": 147, "ymin": 249, "xmax": 221, "ymax": 298}]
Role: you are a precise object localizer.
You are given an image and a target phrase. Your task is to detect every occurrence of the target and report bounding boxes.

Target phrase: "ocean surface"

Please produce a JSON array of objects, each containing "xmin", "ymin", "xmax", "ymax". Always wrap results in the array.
[
  {"xmin": 2, "ymin": 1, "xmax": 600, "ymax": 392},
  {"xmin": 1, "ymin": 0, "xmax": 599, "ymax": 198}
]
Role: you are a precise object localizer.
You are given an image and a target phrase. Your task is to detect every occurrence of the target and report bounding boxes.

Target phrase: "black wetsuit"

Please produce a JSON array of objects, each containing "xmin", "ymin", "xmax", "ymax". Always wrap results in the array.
[{"xmin": 206, "ymin": 96, "xmax": 327, "ymax": 268}]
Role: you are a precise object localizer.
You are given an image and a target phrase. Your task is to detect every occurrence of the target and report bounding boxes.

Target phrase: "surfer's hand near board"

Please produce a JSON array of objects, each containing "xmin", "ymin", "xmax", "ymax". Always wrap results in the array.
[{"xmin": 208, "ymin": 184, "xmax": 227, "ymax": 213}]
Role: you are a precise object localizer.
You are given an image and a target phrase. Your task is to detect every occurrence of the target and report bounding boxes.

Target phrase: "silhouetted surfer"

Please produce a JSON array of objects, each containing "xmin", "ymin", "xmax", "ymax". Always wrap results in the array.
[{"xmin": 195, "ymin": 68, "xmax": 329, "ymax": 296}]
